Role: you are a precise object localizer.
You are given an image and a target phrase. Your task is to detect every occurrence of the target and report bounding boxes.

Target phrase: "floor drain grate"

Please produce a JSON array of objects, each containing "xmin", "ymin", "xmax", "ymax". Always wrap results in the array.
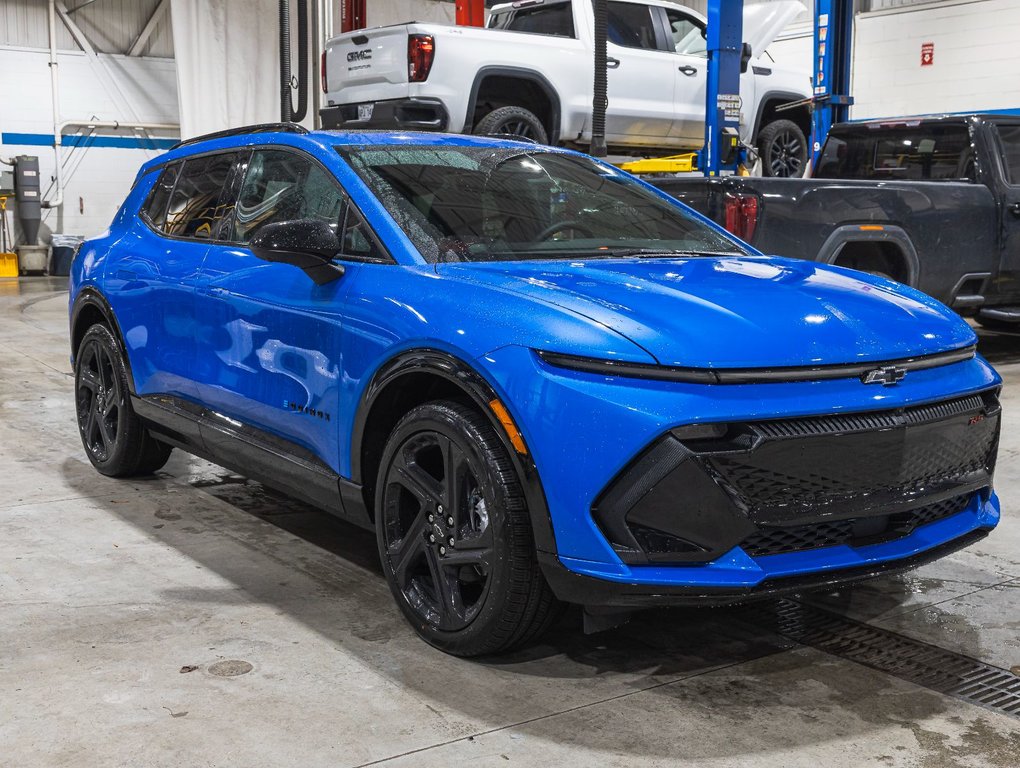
[{"xmin": 750, "ymin": 599, "xmax": 1020, "ymax": 718}]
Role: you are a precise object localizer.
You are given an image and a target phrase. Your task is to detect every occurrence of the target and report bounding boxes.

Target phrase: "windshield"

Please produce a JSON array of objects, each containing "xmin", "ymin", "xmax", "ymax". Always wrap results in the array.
[{"xmin": 338, "ymin": 146, "xmax": 746, "ymax": 263}]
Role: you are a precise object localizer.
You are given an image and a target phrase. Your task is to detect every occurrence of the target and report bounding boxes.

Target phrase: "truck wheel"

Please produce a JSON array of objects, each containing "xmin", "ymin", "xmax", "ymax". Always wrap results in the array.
[
  {"xmin": 758, "ymin": 119, "xmax": 807, "ymax": 177},
  {"xmin": 474, "ymin": 106, "xmax": 549, "ymax": 144},
  {"xmin": 375, "ymin": 400, "xmax": 560, "ymax": 656}
]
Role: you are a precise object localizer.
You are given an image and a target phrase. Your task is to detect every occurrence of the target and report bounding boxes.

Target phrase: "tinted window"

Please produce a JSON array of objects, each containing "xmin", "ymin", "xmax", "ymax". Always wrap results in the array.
[
  {"xmin": 340, "ymin": 146, "xmax": 744, "ymax": 264},
  {"xmin": 342, "ymin": 205, "xmax": 385, "ymax": 260},
  {"xmin": 489, "ymin": 3, "xmax": 574, "ymax": 37},
  {"xmin": 665, "ymin": 8, "xmax": 706, "ymax": 56},
  {"xmin": 816, "ymin": 124, "xmax": 975, "ymax": 181},
  {"xmin": 995, "ymin": 124, "xmax": 1020, "ymax": 184},
  {"xmin": 231, "ymin": 150, "xmax": 344, "ymax": 243},
  {"xmin": 164, "ymin": 153, "xmax": 238, "ymax": 239},
  {"xmin": 142, "ymin": 162, "xmax": 179, "ymax": 229},
  {"xmin": 608, "ymin": 2, "xmax": 659, "ymax": 50}
]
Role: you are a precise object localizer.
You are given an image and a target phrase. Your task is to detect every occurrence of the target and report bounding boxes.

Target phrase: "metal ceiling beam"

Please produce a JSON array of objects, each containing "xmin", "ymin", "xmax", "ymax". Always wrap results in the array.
[
  {"xmin": 54, "ymin": 0, "xmax": 97, "ymax": 56},
  {"xmin": 128, "ymin": 0, "xmax": 169, "ymax": 56}
]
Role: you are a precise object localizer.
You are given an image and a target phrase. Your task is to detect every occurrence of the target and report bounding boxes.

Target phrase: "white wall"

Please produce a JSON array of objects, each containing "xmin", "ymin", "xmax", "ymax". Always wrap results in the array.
[
  {"xmin": 0, "ymin": 48, "xmax": 178, "ymax": 240},
  {"xmin": 365, "ymin": 0, "xmax": 455, "ymax": 28},
  {"xmin": 851, "ymin": 0, "xmax": 1020, "ymax": 118}
]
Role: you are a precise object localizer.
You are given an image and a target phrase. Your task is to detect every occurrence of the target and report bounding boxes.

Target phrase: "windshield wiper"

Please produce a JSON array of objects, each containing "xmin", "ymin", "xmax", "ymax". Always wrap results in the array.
[{"xmin": 589, "ymin": 248, "xmax": 745, "ymax": 259}]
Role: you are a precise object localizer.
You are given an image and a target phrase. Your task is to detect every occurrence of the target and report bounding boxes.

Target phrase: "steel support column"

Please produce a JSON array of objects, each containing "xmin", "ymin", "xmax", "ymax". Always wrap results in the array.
[
  {"xmin": 810, "ymin": 0, "xmax": 854, "ymax": 165},
  {"xmin": 701, "ymin": 0, "xmax": 744, "ymax": 176}
]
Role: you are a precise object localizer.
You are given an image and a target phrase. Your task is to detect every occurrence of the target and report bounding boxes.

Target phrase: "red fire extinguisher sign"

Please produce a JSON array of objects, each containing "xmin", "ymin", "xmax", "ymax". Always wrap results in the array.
[{"xmin": 921, "ymin": 42, "xmax": 934, "ymax": 66}]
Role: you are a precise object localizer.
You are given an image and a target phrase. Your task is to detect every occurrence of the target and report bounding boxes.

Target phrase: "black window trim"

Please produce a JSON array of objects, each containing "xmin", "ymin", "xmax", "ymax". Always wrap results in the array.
[
  {"xmin": 488, "ymin": 0, "xmax": 577, "ymax": 40},
  {"xmin": 136, "ymin": 144, "xmax": 395, "ymax": 265},
  {"xmin": 988, "ymin": 120, "xmax": 1020, "ymax": 188}
]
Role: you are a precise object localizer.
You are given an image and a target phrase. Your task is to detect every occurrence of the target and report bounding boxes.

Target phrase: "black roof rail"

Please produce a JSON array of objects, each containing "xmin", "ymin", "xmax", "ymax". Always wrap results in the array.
[{"xmin": 170, "ymin": 122, "xmax": 309, "ymax": 150}]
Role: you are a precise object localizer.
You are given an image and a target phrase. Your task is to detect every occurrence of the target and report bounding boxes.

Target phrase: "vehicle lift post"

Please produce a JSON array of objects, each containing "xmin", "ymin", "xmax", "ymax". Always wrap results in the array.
[
  {"xmin": 700, "ymin": 0, "xmax": 745, "ymax": 176},
  {"xmin": 456, "ymin": 0, "xmax": 486, "ymax": 27},
  {"xmin": 810, "ymin": 0, "xmax": 854, "ymax": 166}
]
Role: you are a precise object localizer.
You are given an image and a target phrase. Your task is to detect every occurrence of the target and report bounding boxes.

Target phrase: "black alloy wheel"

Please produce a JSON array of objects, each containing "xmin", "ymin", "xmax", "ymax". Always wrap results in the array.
[
  {"xmin": 76, "ymin": 335, "xmax": 122, "ymax": 464},
  {"xmin": 758, "ymin": 119, "xmax": 808, "ymax": 178},
  {"xmin": 74, "ymin": 324, "xmax": 173, "ymax": 477},
  {"xmin": 376, "ymin": 401, "xmax": 559, "ymax": 656},
  {"xmin": 473, "ymin": 105, "xmax": 550, "ymax": 144}
]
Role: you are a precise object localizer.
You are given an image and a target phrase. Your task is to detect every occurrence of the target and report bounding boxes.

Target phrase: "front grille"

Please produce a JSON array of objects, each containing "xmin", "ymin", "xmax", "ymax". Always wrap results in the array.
[
  {"xmin": 705, "ymin": 393, "xmax": 999, "ymax": 523},
  {"xmin": 742, "ymin": 494, "xmax": 973, "ymax": 557}
]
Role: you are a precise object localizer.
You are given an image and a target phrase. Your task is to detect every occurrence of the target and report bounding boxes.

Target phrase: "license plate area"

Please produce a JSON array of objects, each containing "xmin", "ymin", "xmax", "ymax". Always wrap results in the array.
[{"xmin": 358, "ymin": 103, "xmax": 374, "ymax": 122}]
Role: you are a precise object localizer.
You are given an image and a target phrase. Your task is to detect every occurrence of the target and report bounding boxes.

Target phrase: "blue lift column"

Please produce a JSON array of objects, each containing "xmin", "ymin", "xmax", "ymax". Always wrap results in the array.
[
  {"xmin": 810, "ymin": 0, "xmax": 854, "ymax": 165},
  {"xmin": 701, "ymin": 0, "xmax": 745, "ymax": 176}
]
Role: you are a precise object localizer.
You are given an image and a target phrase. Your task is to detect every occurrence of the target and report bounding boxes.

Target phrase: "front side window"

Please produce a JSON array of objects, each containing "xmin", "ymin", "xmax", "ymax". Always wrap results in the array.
[
  {"xmin": 994, "ymin": 123, "xmax": 1020, "ymax": 184},
  {"xmin": 488, "ymin": 2, "xmax": 575, "ymax": 38},
  {"xmin": 665, "ymin": 8, "xmax": 706, "ymax": 57},
  {"xmin": 230, "ymin": 149, "xmax": 345, "ymax": 243},
  {"xmin": 164, "ymin": 153, "xmax": 239, "ymax": 239},
  {"xmin": 340, "ymin": 146, "xmax": 745, "ymax": 264},
  {"xmin": 607, "ymin": 2, "xmax": 659, "ymax": 50}
]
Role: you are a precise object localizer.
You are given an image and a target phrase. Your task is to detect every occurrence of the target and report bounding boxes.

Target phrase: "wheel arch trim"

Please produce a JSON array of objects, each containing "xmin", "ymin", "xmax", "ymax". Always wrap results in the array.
[
  {"xmin": 351, "ymin": 348, "xmax": 558, "ymax": 554},
  {"xmin": 465, "ymin": 66, "xmax": 562, "ymax": 144},
  {"xmin": 69, "ymin": 287, "xmax": 136, "ymax": 389},
  {"xmin": 752, "ymin": 90, "xmax": 809, "ymax": 142},
  {"xmin": 816, "ymin": 224, "xmax": 921, "ymax": 287}
]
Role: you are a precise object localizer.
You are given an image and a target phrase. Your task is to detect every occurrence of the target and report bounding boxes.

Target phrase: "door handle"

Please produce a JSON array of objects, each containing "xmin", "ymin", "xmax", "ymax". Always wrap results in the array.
[
  {"xmin": 1008, "ymin": 202, "xmax": 1020, "ymax": 217},
  {"xmin": 679, "ymin": 65, "xmax": 698, "ymax": 76},
  {"xmin": 606, "ymin": 57, "xmax": 620, "ymax": 69}
]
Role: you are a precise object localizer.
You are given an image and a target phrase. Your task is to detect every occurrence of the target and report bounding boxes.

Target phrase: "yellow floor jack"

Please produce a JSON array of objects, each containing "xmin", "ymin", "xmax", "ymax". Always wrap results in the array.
[{"xmin": 0, "ymin": 196, "xmax": 18, "ymax": 277}]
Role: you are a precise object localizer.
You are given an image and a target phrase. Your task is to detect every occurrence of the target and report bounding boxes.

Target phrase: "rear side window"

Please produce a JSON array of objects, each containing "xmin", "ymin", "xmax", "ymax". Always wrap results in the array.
[
  {"xmin": 608, "ymin": 2, "xmax": 659, "ymax": 50},
  {"xmin": 164, "ymin": 153, "xmax": 239, "ymax": 238},
  {"xmin": 816, "ymin": 124, "xmax": 975, "ymax": 181},
  {"xmin": 141, "ymin": 162, "xmax": 179, "ymax": 229},
  {"xmin": 488, "ymin": 3, "xmax": 575, "ymax": 38},
  {"xmin": 995, "ymin": 124, "xmax": 1020, "ymax": 184},
  {"xmin": 230, "ymin": 149, "xmax": 345, "ymax": 243}
]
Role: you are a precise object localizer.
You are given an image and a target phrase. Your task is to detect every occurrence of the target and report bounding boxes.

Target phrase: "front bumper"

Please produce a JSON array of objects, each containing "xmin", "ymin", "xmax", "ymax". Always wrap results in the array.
[
  {"xmin": 539, "ymin": 492, "xmax": 999, "ymax": 606},
  {"xmin": 319, "ymin": 98, "xmax": 448, "ymax": 132}
]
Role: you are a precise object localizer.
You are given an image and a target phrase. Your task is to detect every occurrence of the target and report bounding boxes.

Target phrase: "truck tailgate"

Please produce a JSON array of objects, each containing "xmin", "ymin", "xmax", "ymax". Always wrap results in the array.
[{"xmin": 324, "ymin": 25, "xmax": 410, "ymax": 101}]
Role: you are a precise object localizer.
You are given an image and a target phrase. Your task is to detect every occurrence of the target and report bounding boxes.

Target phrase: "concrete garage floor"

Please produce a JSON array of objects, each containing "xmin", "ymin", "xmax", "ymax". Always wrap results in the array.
[{"xmin": 2, "ymin": 277, "xmax": 1018, "ymax": 768}]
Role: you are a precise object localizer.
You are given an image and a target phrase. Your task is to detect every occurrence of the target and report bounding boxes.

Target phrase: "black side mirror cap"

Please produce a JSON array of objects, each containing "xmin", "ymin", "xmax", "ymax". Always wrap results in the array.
[
  {"xmin": 741, "ymin": 42, "xmax": 753, "ymax": 74},
  {"xmin": 249, "ymin": 219, "xmax": 345, "ymax": 285}
]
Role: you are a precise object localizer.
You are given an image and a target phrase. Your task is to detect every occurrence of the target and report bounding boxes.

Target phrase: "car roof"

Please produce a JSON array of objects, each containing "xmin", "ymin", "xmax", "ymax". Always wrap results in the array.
[{"xmin": 140, "ymin": 127, "xmax": 555, "ymax": 177}]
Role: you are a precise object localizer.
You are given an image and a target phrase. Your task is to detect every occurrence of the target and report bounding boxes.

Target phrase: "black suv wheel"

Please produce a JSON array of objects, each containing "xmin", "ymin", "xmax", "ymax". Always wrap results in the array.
[
  {"xmin": 376, "ymin": 400, "xmax": 559, "ymax": 656},
  {"xmin": 74, "ymin": 324, "xmax": 173, "ymax": 477},
  {"xmin": 758, "ymin": 119, "xmax": 807, "ymax": 177}
]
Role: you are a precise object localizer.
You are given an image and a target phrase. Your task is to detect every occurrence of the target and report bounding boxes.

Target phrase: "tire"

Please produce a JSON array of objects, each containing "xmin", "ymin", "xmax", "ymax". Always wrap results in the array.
[
  {"xmin": 74, "ymin": 324, "xmax": 173, "ymax": 477},
  {"xmin": 757, "ymin": 119, "xmax": 807, "ymax": 178},
  {"xmin": 473, "ymin": 105, "xmax": 549, "ymax": 144},
  {"xmin": 375, "ymin": 400, "xmax": 559, "ymax": 656}
]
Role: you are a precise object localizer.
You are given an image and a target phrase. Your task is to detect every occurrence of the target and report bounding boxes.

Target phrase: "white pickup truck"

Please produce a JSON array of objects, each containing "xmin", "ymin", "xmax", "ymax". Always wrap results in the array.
[{"xmin": 321, "ymin": 0, "xmax": 812, "ymax": 176}]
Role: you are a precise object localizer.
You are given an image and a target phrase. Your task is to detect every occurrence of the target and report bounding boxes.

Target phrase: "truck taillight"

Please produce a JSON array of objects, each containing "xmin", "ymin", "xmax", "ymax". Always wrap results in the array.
[
  {"xmin": 723, "ymin": 192, "xmax": 759, "ymax": 242},
  {"xmin": 321, "ymin": 50, "xmax": 328, "ymax": 93},
  {"xmin": 408, "ymin": 34, "xmax": 435, "ymax": 82}
]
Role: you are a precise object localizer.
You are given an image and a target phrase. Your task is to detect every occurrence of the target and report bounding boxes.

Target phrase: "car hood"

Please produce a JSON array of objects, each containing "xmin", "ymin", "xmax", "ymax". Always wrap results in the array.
[
  {"xmin": 744, "ymin": 0, "xmax": 805, "ymax": 58},
  {"xmin": 439, "ymin": 256, "xmax": 976, "ymax": 368}
]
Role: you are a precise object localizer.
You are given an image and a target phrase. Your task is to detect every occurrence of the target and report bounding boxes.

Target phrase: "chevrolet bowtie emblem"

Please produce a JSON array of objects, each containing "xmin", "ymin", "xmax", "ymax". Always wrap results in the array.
[{"xmin": 861, "ymin": 365, "xmax": 907, "ymax": 386}]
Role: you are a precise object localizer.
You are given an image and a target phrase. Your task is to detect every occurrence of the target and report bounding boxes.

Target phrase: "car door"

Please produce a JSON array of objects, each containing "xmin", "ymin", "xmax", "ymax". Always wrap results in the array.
[
  {"xmin": 993, "ymin": 123, "xmax": 1020, "ymax": 295},
  {"xmin": 604, "ymin": 1, "xmax": 677, "ymax": 143},
  {"xmin": 106, "ymin": 152, "xmax": 238, "ymax": 403},
  {"xmin": 661, "ymin": 6, "xmax": 709, "ymax": 145},
  {"xmin": 192, "ymin": 147, "xmax": 374, "ymax": 476}
]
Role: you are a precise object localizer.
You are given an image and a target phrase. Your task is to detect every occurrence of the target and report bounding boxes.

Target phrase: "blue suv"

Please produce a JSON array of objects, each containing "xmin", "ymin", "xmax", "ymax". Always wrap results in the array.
[{"xmin": 70, "ymin": 124, "xmax": 1002, "ymax": 656}]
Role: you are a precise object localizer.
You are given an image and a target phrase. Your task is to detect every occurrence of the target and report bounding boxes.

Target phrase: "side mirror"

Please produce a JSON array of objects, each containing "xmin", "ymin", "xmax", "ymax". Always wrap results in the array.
[
  {"xmin": 740, "ymin": 42, "xmax": 753, "ymax": 73},
  {"xmin": 249, "ymin": 219, "xmax": 345, "ymax": 285}
]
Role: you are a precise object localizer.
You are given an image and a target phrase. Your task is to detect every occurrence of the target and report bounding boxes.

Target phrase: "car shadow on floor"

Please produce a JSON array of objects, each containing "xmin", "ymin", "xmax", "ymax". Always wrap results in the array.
[{"xmin": 59, "ymin": 452, "xmax": 974, "ymax": 762}]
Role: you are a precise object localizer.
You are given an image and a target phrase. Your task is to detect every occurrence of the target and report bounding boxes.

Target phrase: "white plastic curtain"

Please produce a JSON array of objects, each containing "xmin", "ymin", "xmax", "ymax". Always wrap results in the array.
[{"xmin": 170, "ymin": 0, "xmax": 307, "ymax": 138}]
